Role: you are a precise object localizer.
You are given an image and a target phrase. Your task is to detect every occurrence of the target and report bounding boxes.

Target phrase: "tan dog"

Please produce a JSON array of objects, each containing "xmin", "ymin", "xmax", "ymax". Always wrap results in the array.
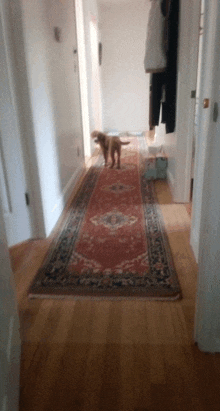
[{"xmin": 91, "ymin": 130, "xmax": 130, "ymax": 169}]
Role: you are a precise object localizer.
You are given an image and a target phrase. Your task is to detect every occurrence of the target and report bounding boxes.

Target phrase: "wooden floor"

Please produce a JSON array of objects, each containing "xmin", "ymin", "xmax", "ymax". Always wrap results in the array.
[{"xmin": 10, "ymin": 178, "xmax": 220, "ymax": 411}]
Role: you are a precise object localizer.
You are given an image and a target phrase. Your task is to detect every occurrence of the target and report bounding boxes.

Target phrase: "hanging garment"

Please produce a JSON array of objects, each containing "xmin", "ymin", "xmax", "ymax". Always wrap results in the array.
[
  {"xmin": 149, "ymin": 0, "xmax": 179, "ymax": 133},
  {"xmin": 161, "ymin": 0, "xmax": 172, "ymax": 54},
  {"xmin": 144, "ymin": 0, "xmax": 167, "ymax": 73},
  {"xmin": 162, "ymin": 0, "xmax": 179, "ymax": 133}
]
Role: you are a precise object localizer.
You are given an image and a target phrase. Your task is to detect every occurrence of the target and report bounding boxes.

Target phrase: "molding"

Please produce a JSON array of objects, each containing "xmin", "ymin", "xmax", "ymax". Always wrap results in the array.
[
  {"xmin": 63, "ymin": 164, "xmax": 85, "ymax": 205},
  {"xmin": 49, "ymin": 164, "xmax": 84, "ymax": 233}
]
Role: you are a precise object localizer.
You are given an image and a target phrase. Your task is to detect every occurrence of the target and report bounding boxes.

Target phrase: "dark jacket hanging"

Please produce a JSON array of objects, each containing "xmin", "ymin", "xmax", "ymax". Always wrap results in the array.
[
  {"xmin": 149, "ymin": 72, "xmax": 165, "ymax": 128},
  {"xmin": 149, "ymin": 0, "xmax": 180, "ymax": 134},
  {"xmin": 163, "ymin": 0, "xmax": 180, "ymax": 133}
]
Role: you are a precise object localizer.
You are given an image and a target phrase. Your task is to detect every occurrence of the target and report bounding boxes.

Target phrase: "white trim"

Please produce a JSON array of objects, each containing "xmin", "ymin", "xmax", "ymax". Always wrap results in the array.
[
  {"xmin": 75, "ymin": 0, "xmax": 91, "ymax": 159},
  {"xmin": 51, "ymin": 165, "xmax": 84, "ymax": 219}
]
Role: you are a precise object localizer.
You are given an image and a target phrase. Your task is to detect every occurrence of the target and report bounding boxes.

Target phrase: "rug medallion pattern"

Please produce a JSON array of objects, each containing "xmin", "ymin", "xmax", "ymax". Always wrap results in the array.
[{"xmin": 29, "ymin": 136, "xmax": 181, "ymax": 299}]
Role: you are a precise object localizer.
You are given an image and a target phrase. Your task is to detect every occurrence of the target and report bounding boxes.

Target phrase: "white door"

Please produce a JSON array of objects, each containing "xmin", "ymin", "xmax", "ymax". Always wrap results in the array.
[
  {"xmin": 90, "ymin": 15, "xmax": 103, "ymax": 131},
  {"xmin": 193, "ymin": 0, "xmax": 220, "ymax": 352},
  {"xmin": 0, "ymin": 7, "xmax": 32, "ymax": 247},
  {"xmin": 0, "ymin": 195, "xmax": 21, "ymax": 411},
  {"xmin": 75, "ymin": 0, "xmax": 91, "ymax": 159},
  {"xmin": 174, "ymin": 0, "xmax": 201, "ymax": 203}
]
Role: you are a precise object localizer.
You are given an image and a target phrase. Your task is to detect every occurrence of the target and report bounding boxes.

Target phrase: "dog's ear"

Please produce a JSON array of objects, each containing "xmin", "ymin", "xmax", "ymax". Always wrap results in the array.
[
  {"xmin": 91, "ymin": 130, "xmax": 99, "ymax": 139},
  {"xmin": 97, "ymin": 132, "xmax": 106, "ymax": 143}
]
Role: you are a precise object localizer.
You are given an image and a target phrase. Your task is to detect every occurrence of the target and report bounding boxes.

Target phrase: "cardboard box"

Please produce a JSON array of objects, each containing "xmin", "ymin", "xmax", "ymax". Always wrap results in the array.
[{"xmin": 145, "ymin": 155, "xmax": 168, "ymax": 180}]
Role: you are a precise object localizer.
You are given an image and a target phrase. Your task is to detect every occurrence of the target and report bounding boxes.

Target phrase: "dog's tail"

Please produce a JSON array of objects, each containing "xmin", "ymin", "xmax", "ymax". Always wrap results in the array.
[{"xmin": 120, "ymin": 141, "xmax": 130, "ymax": 145}]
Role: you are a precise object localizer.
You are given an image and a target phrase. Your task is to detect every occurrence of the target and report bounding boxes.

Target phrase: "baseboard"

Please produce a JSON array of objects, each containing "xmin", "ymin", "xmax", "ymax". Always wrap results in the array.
[
  {"xmin": 190, "ymin": 226, "xmax": 199, "ymax": 263},
  {"xmin": 48, "ymin": 164, "xmax": 84, "ymax": 236},
  {"xmin": 63, "ymin": 164, "xmax": 85, "ymax": 205}
]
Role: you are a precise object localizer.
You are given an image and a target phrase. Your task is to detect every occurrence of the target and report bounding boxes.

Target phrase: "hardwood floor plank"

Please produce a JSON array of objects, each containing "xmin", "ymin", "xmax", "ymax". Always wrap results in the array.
[
  {"xmin": 90, "ymin": 300, "xmax": 111, "ymax": 344},
  {"xmin": 81, "ymin": 343, "xmax": 107, "ymax": 411},
  {"xmin": 133, "ymin": 344, "xmax": 151, "ymax": 410},
  {"xmin": 119, "ymin": 344, "xmax": 135, "ymax": 411},
  {"xmin": 47, "ymin": 343, "xmax": 90, "ymax": 411},
  {"xmin": 105, "ymin": 302, "xmax": 123, "ymax": 344},
  {"xmin": 68, "ymin": 300, "xmax": 94, "ymax": 344},
  {"xmin": 98, "ymin": 343, "xmax": 121, "ymax": 411},
  {"xmin": 149, "ymin": 344, "xmax": 166, "ymax": 385}
]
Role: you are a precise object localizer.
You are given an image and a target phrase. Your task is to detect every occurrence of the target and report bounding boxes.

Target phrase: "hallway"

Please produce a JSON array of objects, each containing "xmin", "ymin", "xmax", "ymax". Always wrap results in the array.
[{"xmin": 10, "ymin": 169, "xmax": 220, "ymax": 411}]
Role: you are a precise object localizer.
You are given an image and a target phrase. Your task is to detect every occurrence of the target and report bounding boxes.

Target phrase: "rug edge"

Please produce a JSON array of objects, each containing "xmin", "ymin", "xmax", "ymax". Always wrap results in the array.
[{"xmin": 28, "ymin": 292, "xmax": 182, "ymax": 302}]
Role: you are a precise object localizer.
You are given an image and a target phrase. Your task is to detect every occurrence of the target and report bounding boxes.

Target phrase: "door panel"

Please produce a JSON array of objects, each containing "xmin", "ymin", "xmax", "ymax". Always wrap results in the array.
[
  {"xmin": 174, "ymin": 0, "xmax": 201, "ymax": 202},
  {"xmin": 0, "ymin": 7, "xmax": 32, "ymax": 246},
  {"xmin": 0, "ymin": 195, "xmax": 21, "ymax": 411}
]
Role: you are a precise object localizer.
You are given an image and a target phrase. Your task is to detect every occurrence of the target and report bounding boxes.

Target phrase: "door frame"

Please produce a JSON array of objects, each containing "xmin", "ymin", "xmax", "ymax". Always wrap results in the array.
[
  {"xmin": 0, "ymin": 1, "xmax": 34, "ymax": 246},
  {"xmin": 75, "ymin": 0, "xmax": 91, "ymax": 160},
  {"xmin": 193, "ymin": 0, "xmax": 220, "ymax": 352},
  {"xmin": 1, "ymin": 0, "xmax": 50, "ymax": 241},
  {"xmin": 190, "ymin": 0, "xmax": 218, "ymax": 261}
]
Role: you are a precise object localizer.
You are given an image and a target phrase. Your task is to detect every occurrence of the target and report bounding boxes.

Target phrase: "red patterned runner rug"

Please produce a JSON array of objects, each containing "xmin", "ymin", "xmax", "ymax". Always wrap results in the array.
[{"xmin": 29, "ymin": 136, "xmax": 181, "ymax": 300}]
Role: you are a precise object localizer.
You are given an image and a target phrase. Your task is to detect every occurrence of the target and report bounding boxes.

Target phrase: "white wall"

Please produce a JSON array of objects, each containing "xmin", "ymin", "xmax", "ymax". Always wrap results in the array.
[
  {"xmin": 98, "ymin": 0, "xmax": 150, "ymax": 133},
  {"xmin": 11, "ymin": 0, "xmax": 85, "ymax": 237},
  {"xmin": 46, "ymin": 0, "xmax": 85, "ymax": 189}
]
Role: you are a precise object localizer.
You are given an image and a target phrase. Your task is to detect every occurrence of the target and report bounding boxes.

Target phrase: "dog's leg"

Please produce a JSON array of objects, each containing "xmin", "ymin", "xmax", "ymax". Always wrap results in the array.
[
  {"xmin": 101, "ymin": 147, "xmax": 108, "ymax": 166},
  {"xmin": 104, "ymin": 150, "xmax": 108, "ymax": 166},
  {"xmin": 116, "ymin": 146, "xmax": 121, "ymax": 169},
  {"xmin": 110, "ymin": 148, "xmax": 115, "ymax": 168}
]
